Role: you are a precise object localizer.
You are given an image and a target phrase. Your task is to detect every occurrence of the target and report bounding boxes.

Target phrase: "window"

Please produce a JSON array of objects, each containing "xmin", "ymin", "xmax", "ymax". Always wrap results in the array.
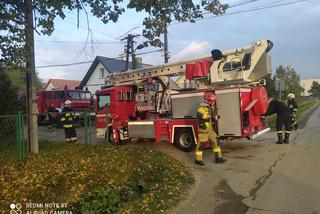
[
  {"xmin": 55, "ymin": 91, "xmax": 65, "ymax": 99},
  {"xmin": 79, "ymin": 92, "xmax": 91, "ymax": 100},
  {"xmin": 46, "ymin": 92, "xmax": 53, "ymax": 99},
  {"xmin": 126, "ymin": 91, "xmax": 134, "ymax": 100},
  {"xmin": 118, "ymin": 91, "xmax": 123, "ymax": 100},
  {"xmin": 98, "ymin": 94, "xmax": 110, "ymax": 109},
  {"xmin": 67, "ymin": 91, "xmax": 81, "ymax": 100},
  {"xmin": 100, "ymin": 68, "xmax": 105, "ymax": 78}
]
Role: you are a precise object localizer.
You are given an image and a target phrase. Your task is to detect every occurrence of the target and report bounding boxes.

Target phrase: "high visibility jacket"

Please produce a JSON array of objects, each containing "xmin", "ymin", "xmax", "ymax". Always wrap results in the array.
[
  {"xmin": 286, "ymin": 99, "xmax": 298, "ymax": 116},
  {"xmin": 197, "ymin": 103, "xmax": 214, "ymax": 130},
  {"xmin": 60, "ymin": 107, "xmax": 76, "ymax": 128}
]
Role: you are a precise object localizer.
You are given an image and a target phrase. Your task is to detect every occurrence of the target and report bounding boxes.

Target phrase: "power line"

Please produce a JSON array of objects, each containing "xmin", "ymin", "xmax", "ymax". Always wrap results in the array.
[
  {"xmin": 170, "ymin": 0, "xmax": 310, "ymax": 25},
  {"xmin": 36, "ymin": 61, "xmax": 93, "ymax": 69},
  {"xmin": 35, "ymin": 39, "xmax": 123, "ymax": 44}
]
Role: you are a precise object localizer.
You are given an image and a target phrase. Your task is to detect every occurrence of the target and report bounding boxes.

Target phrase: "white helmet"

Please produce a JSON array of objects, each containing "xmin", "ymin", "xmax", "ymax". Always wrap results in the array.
[
  {"xmin": 64, "ymin": 100, "xmax": 72, "ymax": 105},
  {"xmin": 287, "ymin": 93, "xmax": 295, "ymax": 99}
]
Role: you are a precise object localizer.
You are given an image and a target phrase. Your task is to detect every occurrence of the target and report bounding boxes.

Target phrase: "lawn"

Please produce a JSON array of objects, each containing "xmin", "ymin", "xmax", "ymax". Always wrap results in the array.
[
  {"xmin": 267, "ymin": 100, "xmax": 318, "ymax": 129},
  {"xmin": 0, "ymin": 140, "xmax": 194, "ymax": 213}
]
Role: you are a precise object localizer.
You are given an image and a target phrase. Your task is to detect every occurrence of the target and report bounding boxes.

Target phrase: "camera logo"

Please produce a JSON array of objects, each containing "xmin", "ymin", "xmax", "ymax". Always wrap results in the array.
[{"xmin": 10, "ymin": 203, "xmax": 22, "ymax": 214}]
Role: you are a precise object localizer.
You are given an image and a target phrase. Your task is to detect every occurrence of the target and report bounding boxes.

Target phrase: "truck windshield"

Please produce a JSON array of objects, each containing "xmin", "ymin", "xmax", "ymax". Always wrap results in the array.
[
  {"xmin": 98, "ymin": 94, "xmax": 110, "ymax": 109},
  {"xmin": 67, "ymin": 91, "xmax": 91, "ymax": 100}
]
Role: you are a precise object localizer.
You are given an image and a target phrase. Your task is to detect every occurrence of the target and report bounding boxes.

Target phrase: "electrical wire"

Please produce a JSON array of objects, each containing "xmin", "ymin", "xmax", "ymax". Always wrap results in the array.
[
  {"xmin": 170, "ymin": 0, "xmax": 311, "ymax": 25},
  {"xmin": 35, "ymin": 39, "xmax": 123, "ymax": 44}
]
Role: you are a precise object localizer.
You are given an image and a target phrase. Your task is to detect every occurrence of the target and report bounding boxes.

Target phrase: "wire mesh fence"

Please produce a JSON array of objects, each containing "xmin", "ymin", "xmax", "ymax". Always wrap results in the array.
[
  {"xmin": 0, "ymin": 113, "xmax": 25, "ymax": 163},
  {"xmin": 0, "ymin": 111, "xmax": 99, "ymax": 163}
]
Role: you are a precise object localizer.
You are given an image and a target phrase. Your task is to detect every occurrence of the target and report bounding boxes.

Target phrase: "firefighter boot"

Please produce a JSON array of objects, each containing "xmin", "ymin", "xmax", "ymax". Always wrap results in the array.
[
  {"xmin": 195, "ymin": 150, "xmax": 205, "ymax": 166},
  {"xmin": 276, "ymin": 133, "xmax": 283, "ymax": 144},
  {"xmin": 214, "ymin": 147, "xmax": 226, "ymax": 164},
  {"xmin": 284, "ymin": 133, "xmax": 290, "ymax": 144}
]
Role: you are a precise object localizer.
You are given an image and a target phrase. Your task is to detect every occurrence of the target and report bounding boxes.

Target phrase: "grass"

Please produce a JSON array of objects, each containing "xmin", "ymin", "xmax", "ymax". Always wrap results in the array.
[
  {"xmin": 267, "ymin": 100, "xmax": 318, "ymax": 129},
  {"xmin": 0, "ymin": 140, "xmax": 194, "ymax": 213}
]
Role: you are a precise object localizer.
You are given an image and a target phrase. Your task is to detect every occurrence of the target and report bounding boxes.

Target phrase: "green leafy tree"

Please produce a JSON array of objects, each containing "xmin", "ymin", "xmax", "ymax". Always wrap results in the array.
[
  {"xmin": 264, "ymin": 74, "xmax": 276, "ymax": 98},
  {"xmin": 5, "ymin": 67, "xmax": 43, "ymax": 92},
  {"xmin": 0, "ymin": 0, "xmax": 227, "ymax": 65},
  {"xmin": 308, "ymin": 81, "xmax": 320, "ymax": 99},
  {"xmin": 275, "ymin": 65, "xmax": 304, "ymax": 100},
  {"xmin": 0, "ymin": 69, "xmax": 20, "ymax": 114}
]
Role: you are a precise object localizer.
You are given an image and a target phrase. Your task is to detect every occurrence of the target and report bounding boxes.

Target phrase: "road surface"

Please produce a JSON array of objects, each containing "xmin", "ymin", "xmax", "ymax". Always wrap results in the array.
[{"xmin": 170, "ymin": 106, "xmax": 320, "ymax": 214}]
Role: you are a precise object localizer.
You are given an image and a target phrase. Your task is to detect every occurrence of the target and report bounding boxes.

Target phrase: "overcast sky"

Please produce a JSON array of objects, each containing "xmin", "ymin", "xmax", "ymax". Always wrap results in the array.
[{"xmin": 34, "ymin": 0, "xmax": 320, "ymax": 82}]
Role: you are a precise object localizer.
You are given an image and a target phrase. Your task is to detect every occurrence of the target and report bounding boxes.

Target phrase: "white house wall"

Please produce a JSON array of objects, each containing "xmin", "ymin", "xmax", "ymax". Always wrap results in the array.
[
  {"xmin": 45, "ymin": 82, "xmax": 54, "ymax": 90},
  {"xmin": 84, "ymin": 62, "xmax": 109, "ymax": 93}
]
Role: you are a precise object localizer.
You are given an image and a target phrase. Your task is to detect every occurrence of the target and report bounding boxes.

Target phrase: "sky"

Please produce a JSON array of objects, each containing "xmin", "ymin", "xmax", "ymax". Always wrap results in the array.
[{"xmin": 34, "ymin": 0, "xmax": 320, "ymax": 82}]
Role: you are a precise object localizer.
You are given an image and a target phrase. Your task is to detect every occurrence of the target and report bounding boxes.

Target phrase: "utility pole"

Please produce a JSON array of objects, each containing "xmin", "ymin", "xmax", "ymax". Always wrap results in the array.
[
  {"xmin": 121, "ymin": 34, "xmax": 140, "ymax": 70},
  {"xmin": 24, "ymin": 0, "xmax": 39, "ymax": 153},
  {"xmin": 163, "ymin": 19, "xmax": 169, "ymax": 63},
  {"xmin": 121, "ymin": 35, "xmax": 131, "ymax": 71},
  {"xmin": 130, "ymin": 35, "xmax": 136, "ymax": 69}
]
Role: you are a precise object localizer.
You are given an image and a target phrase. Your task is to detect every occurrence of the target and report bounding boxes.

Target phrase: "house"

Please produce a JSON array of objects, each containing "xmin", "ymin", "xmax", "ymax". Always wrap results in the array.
[
  {"xmin": 300, "ymin": 79, "xmax": 320, "ymax": 97},
  {"xmin": 44, "ymin": 79, "xmax": 81, "ymax": 90},
  {"xmin": 79, "ymin": 56, "xmax": 149, "ymax": 93}
]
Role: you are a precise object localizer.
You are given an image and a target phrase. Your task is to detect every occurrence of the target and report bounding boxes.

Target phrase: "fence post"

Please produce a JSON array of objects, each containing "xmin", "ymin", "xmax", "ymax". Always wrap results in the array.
[
  {"xmin": 84, "ymin": 111, "xmax": 88, "ymax": 145},
  {"xmin": 16, "ymin": 112, "xmax": 25, "ymax": 162},
  {"xmin": 88, "ymin": 111, "xmax": 92, "ymax": 145},
  {"xmin": 105, "ymin": 104, "xmax": 109, "ymax": 144}
]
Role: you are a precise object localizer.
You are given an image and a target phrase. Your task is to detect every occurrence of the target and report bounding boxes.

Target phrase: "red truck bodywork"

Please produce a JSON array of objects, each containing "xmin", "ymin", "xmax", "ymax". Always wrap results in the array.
[
  {"xmin": 95, "ymin": 85, "xmax": 269, "ymax": 152},
  {"xmin": 36, "ymin": 89, "xmax": 92, "ymax": 124}
]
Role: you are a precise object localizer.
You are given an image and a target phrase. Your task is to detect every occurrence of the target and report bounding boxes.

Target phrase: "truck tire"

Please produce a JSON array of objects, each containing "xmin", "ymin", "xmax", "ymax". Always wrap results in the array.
[{"xmin": 174, "ymin": 128, "xmax": 196, "ymax": 152}]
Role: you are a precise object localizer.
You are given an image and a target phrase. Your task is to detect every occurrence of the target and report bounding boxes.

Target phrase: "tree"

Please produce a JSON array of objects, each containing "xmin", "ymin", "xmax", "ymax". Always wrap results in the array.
[
  {"xmin": 308, "ymin": 81, "xmax": 320, "ymax": 99},
  {"xmin": 275, "ymin": 65, "xmax": 304, "ymax": 100},
  {"xmin": 5, "ymin": 67, "xmax": 43, "ymax": 92},
  {"xmin": 264, "ymin": 73, "xmax": 276, "ymax": 98},
  {"xmin": 0, "ymin": 0, "xmax": 228, "ymax": 65},
  {"xmin": 0, "ymin": 69, "xmax": 21, "ymax": 114}
]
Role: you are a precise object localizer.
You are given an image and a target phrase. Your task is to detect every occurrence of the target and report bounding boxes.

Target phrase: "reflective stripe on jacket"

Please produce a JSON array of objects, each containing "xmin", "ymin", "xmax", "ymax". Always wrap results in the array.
[
  {"xmin": 197, "ymin": 103, "xmax": 212, "ymax": 130},
  {"xmin": 60, "ymin": 107, "xmax": 76, "ymax": 128}
]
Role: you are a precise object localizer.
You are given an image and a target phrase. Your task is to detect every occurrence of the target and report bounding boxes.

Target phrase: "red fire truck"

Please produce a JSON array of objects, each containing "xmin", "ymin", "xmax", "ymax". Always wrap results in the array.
[
  {"xmin": 95, "ymin": 40, "xmax": 273, "ymax": 151},
  {"xmin": 36, "ymin": 89, "xmax": 92, "ymax": 125}
]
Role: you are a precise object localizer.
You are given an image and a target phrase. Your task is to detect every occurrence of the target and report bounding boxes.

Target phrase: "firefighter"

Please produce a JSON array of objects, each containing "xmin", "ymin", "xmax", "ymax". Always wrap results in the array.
[
  {"xmin": 195, "ymin": 93, "xmax": 226, "ymax": 165},
  {"xmin": 286, "ymin": 93, "xmax": 298, "ymax": 131},
  {"xmin": 47, "ymin": 104, "xmax": 58, "ymax": 129},
  {"xmin": 264, "ymin": 98, "xmax": 291, "ymax": 144},
  {"xmin": 60, "ymin": 100, "xmax": 77, "ymax": 144}
]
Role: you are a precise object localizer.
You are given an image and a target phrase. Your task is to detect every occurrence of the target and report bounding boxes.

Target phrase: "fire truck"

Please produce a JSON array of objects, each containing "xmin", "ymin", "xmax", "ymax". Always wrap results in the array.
[
  {"xmin": 36, "ymin": 88, "xmax": 92, "ymax": 125},
  {"xmin": 95, "ymin": 40, "xmax": 273, "ymax": 152}
]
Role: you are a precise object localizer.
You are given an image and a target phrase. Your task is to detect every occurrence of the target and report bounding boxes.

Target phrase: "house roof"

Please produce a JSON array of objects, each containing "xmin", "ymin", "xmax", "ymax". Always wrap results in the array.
[
  {"xmin": 44, "ymin": 79, "xmax": 81, "ymax": 90},
  {"xmin": 79, "ymin": 56, "xmax": 150, "ymax": 89}
]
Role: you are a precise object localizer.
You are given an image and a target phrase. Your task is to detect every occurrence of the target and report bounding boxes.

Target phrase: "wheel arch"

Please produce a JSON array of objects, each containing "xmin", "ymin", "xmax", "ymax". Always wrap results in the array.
[{"xmin": 171, "ymin": 125, "xmax": 198, "ymax": 145}]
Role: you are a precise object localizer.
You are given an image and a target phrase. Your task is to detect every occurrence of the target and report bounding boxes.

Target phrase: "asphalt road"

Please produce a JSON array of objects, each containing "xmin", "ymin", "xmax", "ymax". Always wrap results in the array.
[
  {"xmin": 244, "ymin": 107, "xmax": 320, "ymax": 214},
  {"xmin": 169, "ymin": 106, "xmax": 320, "ymax": 214}
]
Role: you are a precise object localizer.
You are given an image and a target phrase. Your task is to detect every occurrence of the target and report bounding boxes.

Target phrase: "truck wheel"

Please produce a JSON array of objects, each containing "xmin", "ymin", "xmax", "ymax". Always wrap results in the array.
[{"xmin": 174, "ymin": 128, "xmax": 195, "ymax": 152}]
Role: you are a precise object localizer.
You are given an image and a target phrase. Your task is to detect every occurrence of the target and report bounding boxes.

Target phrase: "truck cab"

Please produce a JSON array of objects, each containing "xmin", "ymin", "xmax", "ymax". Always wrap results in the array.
[{"xmin": 95, "ymin": 86, "xmax": 136, "ymax": 140}]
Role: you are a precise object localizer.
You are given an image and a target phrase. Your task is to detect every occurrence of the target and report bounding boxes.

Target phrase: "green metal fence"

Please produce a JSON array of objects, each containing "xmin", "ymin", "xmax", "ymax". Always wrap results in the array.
[{"xmin": 0, "ymin": 112, "xmax": 26, "ymax": 163}]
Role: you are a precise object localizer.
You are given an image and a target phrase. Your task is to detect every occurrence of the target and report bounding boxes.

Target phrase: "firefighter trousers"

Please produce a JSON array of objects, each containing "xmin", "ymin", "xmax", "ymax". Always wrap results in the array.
[
  {"xmin": 195, "ymin": 127, "xmax": 222, "ymax": 162},
  {"xmin": 276, "ymin": 116, "xmax": 292, "ymax": 134},
  {"xmin": 64, "ymin": 127, "xmax": 77, "ymax": 143}
]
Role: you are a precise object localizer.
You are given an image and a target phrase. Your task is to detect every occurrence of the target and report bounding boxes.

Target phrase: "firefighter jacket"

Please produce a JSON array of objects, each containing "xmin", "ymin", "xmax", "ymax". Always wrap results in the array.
[
  {"xmin": 197, "ymin": 103, "xmax": 214, "ymax": 130},
  {"xmin": 60, "ymin": 107, "xmax": 76, "ymax": 128},
  {"xmin": 265, "ymin": 99, "xmax": 290, "ymax": 118},
  {"xmin": 286, "ymin": 99, "xmax": 298, "ymax": 116}
]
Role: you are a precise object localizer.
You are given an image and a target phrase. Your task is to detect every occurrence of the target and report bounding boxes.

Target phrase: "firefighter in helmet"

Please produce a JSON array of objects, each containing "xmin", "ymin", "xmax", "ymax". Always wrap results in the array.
[
  {"xmin": 286, "ymin": 93, "xmax": 298, "ymax": 131},
  {"xmin": 264, "ymin": 98, "xmax": 291, "ymax": 144},
  {"xmin": 60, "ymin": 100, "xmax": 77, "ymax": 143},
  {"xmin": 195, "ymin": 92, "xmax": 226, "ymax": 165}
]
